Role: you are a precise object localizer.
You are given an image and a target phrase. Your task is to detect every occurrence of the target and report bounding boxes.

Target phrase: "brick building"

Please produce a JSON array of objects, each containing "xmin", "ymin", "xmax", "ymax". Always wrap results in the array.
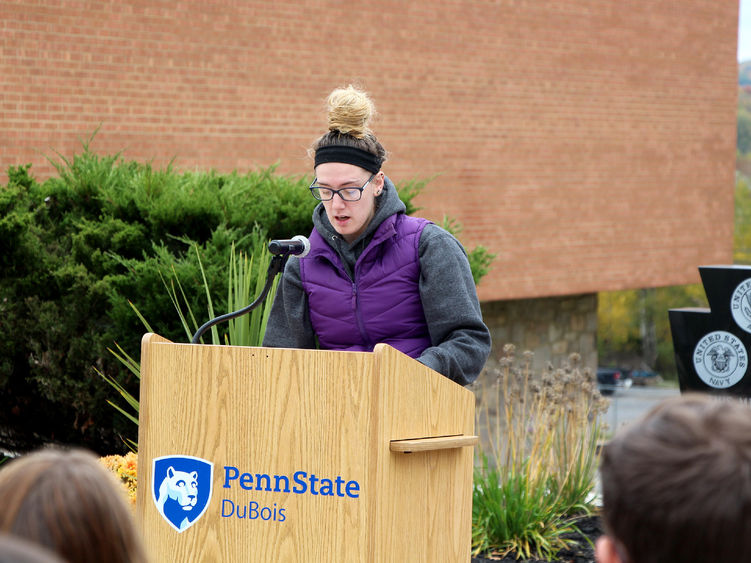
[{"xmin": 1, "ymin": 0, "xmax": 739, "ymax": 370}]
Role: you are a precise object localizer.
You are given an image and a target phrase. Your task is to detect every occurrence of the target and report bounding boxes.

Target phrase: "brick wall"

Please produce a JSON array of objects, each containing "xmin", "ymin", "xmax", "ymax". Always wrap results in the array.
[{"xmin": 0, "ymin": 0, "xmax": 738, "ymax": 302}]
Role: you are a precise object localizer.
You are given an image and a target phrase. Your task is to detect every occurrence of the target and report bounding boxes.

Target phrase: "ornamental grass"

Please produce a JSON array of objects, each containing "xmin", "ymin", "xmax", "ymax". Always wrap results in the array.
[{"xmin": 471, "ymin": 344, "xmax": 609, "ymax": 560}]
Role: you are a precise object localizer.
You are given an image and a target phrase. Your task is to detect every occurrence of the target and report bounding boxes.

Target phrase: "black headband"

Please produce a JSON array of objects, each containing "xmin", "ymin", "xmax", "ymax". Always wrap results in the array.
[{"xmin": 314, "ymin": 145, "xmax": 382, "ymax": 174}]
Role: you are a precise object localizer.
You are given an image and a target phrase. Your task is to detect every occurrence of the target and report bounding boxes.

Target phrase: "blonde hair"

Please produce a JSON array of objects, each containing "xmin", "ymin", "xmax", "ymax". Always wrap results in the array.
[
  {"xmin": 326, "ymin": 85, "xmax": 376, "ymax": 138},
  {"xmin": 312, "ymin": 85, "xmax": 387, "ymax": 167}
]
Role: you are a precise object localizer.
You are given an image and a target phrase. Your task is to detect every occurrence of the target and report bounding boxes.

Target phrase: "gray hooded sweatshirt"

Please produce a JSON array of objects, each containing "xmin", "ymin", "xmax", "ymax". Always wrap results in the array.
[{"xmin": 262, "ymin": 176, "xmax": 491, "ymax": 385}]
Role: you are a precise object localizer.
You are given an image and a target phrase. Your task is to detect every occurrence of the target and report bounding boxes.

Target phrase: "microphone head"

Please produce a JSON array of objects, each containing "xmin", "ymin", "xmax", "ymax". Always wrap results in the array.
[{"xmin": 291, "ymin": 235, "xmax": 311, "ymax": 258}]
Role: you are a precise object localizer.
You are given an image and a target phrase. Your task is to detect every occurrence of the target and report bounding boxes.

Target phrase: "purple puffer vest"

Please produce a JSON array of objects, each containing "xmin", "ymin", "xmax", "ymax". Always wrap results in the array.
[{"xmin": 299, "ymin": 213, "xmax": 432, "ymax": 358}]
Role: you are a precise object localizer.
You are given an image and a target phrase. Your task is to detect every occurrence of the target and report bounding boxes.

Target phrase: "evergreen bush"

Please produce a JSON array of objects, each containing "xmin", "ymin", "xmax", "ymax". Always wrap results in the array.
[{"xmin": 0, "ymin": 145, "xmax": 315, "ymax": 454}]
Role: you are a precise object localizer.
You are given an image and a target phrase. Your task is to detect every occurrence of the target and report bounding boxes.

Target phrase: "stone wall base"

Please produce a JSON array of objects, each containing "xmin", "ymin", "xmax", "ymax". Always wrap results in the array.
[{"xmin": 480, "ymin": 293, "xmax": 598, "ymax": 373}]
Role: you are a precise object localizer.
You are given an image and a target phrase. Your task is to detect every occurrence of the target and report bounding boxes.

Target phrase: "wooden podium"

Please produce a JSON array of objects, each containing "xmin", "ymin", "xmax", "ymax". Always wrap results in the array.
[{"xmin": 136, "ymin": 333, "xmax": 478, "ymax": 562}]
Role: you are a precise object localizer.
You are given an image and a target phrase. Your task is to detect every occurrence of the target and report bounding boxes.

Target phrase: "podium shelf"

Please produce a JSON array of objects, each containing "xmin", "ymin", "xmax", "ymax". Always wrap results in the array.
[{"xmin": 389, "ymin": 434, "xmax": 479, "ymax": 453}]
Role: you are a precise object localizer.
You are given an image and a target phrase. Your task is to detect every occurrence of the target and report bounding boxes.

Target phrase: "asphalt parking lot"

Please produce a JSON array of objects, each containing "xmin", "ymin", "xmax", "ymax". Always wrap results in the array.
[{"xmin": 600, "ymin": 384, "xmax": 681, "ymax": 432}]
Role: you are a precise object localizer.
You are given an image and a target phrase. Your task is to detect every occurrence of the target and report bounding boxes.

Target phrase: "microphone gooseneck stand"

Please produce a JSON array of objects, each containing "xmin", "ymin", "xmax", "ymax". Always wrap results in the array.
[{"xmin": 190, "ymin": 252, "xmax": 290, "ymax": 345}]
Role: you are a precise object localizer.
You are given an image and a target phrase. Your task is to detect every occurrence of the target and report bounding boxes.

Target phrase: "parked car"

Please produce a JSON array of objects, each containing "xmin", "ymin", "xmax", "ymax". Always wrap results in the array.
[
  {"xmin": 627, "ymin": 369, "xmax": 662, "ymax": 386},
  {"xmin": 596, "ymin": 367, "xmax": 631, "ymax": 395}
]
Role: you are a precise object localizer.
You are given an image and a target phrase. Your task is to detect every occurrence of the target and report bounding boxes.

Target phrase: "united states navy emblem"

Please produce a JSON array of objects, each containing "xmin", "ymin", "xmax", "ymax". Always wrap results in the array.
[{"xmin": 693, "ymin": 331, "xmax": 748, "ymax": 389}]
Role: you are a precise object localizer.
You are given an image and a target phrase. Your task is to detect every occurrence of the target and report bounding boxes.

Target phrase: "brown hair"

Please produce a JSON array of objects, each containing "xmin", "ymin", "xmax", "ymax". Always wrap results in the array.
[
  {"xmin": 0, "ymin": 448, "xmax": 148, "ymax": 563},
  {"xmin": 311, "ymin": 85, "xmax": 387, "ymax": 167},
  {"xmin": 599, "ymin": 393, "xmax": 751, "ymax": 563},
  {"xmin": 0, "ymin": 533, "xmax": 66, "ymax": 563}
]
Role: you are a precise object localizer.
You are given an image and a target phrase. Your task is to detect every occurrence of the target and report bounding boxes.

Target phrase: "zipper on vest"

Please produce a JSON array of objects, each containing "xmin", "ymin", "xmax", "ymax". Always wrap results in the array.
[{"xmin": 352, "ymin": 282, "xmax": 372, "ymax": 349}]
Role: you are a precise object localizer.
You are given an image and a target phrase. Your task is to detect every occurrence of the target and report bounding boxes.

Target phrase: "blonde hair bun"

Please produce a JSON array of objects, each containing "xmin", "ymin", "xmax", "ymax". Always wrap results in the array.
[{"xmin": 327, "ymin": 85, "xmax": 375, "ymax": 139}]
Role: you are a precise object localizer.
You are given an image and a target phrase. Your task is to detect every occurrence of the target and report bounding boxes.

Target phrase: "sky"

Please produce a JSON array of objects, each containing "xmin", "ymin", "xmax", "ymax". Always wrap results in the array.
[{"xmin": 740, "ymin": 0, "xmax": 751, "ymax": 62}]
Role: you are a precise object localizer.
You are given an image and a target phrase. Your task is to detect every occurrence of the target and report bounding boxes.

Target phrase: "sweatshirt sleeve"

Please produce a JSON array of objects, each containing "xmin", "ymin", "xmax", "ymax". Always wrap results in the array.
[
  {"xmin": 262, "ymin": 257, "xmax": 318, "ymax": 349},
  {"xmin": 415, "ymin": 224, "xmax": 492, "ymax": 385}
]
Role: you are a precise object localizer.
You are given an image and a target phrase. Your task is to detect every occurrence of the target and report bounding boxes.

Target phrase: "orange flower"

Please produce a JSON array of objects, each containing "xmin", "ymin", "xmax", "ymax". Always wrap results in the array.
[{"xmin": 100, "ymin": 452, "xmax": 138, "ymax": 505}]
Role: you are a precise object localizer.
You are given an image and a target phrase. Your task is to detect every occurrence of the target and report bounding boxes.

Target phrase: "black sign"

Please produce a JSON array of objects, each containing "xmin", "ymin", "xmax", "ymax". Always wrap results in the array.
[{"xmin": 669, "ymin": 265, "xmax": 751, "ymax": 396}]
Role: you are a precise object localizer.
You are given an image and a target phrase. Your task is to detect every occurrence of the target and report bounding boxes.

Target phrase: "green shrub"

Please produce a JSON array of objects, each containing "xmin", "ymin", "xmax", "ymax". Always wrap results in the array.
[{"xmin": 0, "ymin": 145, "xmax": 315, "ymax": 455}]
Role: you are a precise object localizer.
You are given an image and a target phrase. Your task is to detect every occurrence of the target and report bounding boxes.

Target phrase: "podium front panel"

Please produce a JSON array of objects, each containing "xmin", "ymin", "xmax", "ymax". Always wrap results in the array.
[{"xmin": 137, "ymin": 336, "xmax": 474, "ymax": 562}]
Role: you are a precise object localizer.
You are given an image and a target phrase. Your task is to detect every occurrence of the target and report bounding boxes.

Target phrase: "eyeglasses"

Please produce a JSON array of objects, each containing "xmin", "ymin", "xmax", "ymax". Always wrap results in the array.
[{"xmin": 309, "ymin": 174, "xmax": 376, "ymax": 202}]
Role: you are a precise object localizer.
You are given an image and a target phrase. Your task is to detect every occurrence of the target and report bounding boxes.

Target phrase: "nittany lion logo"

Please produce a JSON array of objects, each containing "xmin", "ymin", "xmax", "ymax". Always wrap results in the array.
[
  {"xmin": 152, "ymin": 455, "xmax": 213, "ymax": 532},
  {"xmin": 694, "ymin": 331, "xmax": 748, "ymax": 389}
]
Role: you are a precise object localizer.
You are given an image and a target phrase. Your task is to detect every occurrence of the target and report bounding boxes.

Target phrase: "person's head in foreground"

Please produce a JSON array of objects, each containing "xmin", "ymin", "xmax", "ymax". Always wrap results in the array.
[
  {"xmin": 0, "ymin": 447, "xmax": 147, "ymax": 563},
  {"xmin": 0, "ymin": 532, "xmax": 66, "ymax": 563},
  {"xmin": 596, "ymin": 393, "xmax": 751, "ymax": 563}
]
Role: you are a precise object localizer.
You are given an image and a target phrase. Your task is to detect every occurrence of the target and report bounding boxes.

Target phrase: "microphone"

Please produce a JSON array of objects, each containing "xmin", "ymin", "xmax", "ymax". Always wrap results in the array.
[{"xmin": 268, "ymin": 235, "xmax": 310, "ymax": 257}]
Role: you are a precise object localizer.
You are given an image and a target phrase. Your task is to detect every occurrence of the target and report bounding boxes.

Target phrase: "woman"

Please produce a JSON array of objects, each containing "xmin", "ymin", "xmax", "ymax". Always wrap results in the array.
[
  {"xmin": 263, "ymin": 85, "xmax": 491, "ymax": 385},
  {"xmin": 0, "ymin": 448, "xmax": 148, "ymax": 563}
]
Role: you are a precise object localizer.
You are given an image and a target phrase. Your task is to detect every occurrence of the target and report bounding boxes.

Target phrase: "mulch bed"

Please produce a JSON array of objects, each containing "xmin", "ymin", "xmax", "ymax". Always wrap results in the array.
[{"xmin": 471, "ymin": 514, "xmax": 603, "ymax": 563}]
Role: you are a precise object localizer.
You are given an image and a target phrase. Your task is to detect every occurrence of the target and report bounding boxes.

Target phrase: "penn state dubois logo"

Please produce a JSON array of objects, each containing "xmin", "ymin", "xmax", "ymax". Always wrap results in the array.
[
  {"xmin": 731, "ymin": 278, "xmax": 751, "ymax": 334},
  {"xmin": 693, "ymin": 331, "xmax": 748, "ymax": 389},
  {"xmin": 152, "ymin": 455, "xmax": 213, "ymax": 532}
]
